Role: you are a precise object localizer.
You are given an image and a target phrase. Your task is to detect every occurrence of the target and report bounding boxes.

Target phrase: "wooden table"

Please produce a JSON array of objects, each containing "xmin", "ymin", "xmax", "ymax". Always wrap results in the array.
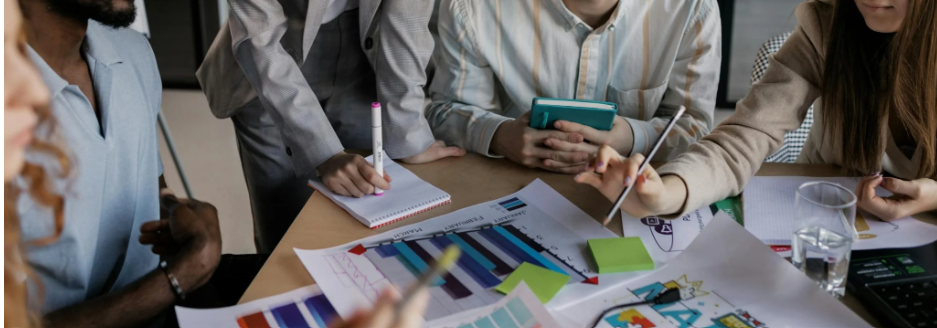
[{"xmin": 240, "ymin": 153, "xmax": 936, "ymax": 326}]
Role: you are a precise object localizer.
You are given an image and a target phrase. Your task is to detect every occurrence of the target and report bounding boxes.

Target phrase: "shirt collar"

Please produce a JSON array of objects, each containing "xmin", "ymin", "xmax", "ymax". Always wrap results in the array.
[
  {"xmin": 550, "ymin": 0, "xmax": 625, "ymax": 33},
  {"xmin": 84, "ymin": 20, "xmax": 123, "ymax": 67},
  {"xmin": 26, "ymin": 46, "xmax": 68, "ymax": 97},
  {"xmin": 24, "ymin": 20, "xmax": 123, "ymax": 97}
]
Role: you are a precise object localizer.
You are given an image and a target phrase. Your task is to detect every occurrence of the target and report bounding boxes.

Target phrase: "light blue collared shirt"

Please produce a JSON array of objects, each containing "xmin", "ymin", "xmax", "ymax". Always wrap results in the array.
[{"xmin": 20, "ymin": 20, "xmax": 163, "ymax": 316}]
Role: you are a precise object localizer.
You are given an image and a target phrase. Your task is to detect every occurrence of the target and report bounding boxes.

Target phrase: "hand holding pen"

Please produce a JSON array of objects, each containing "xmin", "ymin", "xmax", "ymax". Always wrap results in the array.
[{"xmin": 329, "ymin": 288, "xmax": 430, "ymax": 328}]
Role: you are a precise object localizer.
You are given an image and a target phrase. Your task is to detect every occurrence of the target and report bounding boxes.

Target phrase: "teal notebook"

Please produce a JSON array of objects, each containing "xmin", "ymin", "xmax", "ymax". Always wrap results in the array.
[{"xmin": 528, "ymin": 97, "xmax": 617, "ymax": 131}]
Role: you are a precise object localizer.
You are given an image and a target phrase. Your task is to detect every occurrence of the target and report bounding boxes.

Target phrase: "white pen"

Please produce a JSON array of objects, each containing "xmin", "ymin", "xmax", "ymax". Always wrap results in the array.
[{"xmin": 372, "ymin": 102, "xmax": 384, "ymax": 196}]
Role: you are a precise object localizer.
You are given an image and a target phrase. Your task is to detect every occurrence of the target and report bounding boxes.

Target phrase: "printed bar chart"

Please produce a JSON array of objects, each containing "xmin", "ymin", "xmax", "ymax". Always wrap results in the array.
[
  {"xmin": 236, "ymin": 294, "xmax": 338, "ymax": 328},
  {"xmin": 363, "ymin": 221, "xmax": 585, "ymax": 320},
  {"xmin": 454, "ymin": 297, "xmax": 545, "ymax": 328}
]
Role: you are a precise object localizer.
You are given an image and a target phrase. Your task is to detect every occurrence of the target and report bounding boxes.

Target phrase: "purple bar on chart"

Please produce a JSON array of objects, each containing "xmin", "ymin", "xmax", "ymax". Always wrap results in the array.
[
  {"xmin": 458, "ymin": 232, "xmax": 514, "ymax": 276},
  {"xmin": 405, "ymin": 240, "xmax": 472, "ymax": 299},
  {"xmin": 270, "ymin": 303, "xmax": 310, "ymax": 328},
  {"xmin": 303, "ymin": 294, "xmax": 338, "ymax": 327},
  {"xmin": 431, "ymin": 236, "xmax": 501, "ymax": 288},
  {"xmin": 479, "ymin": 228, "xmax": 542, "ymax": 268},
  {"xmin": 374, "ymin": 244, "xmax": 399, "ymax": 258}
]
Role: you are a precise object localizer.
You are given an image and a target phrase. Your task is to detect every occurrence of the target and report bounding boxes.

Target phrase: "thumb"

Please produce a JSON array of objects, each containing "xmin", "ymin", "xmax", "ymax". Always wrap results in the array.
[{"xmin": 883, "ymin": 178, "xmax": 919, "ymax": 197}]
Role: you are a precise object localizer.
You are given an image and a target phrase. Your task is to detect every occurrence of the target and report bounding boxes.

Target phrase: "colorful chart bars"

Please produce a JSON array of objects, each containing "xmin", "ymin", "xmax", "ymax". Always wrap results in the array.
[
  {"xmin": 456, "ymin": 297, "xmax": 544, "ymax": 328},
  {"xmin": 236, "ymin": 294, "xmax": 338, "ymax": 328},
  {"xmin": 363, "ymin": 223, "xmax": 582, "ymax": 320}
]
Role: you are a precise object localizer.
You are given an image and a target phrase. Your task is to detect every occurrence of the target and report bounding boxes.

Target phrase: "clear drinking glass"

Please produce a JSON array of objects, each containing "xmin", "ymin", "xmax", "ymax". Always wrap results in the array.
[{"xmin": 790, "ymin": 181, "xmax": 857, "ymax": 298}]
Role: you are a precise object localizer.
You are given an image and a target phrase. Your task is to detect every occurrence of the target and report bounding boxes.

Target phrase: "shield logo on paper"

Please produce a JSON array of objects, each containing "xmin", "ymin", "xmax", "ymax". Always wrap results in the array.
[{"xmin": 641, "ymin": 217, "xmax": 674, "ymax": 252}]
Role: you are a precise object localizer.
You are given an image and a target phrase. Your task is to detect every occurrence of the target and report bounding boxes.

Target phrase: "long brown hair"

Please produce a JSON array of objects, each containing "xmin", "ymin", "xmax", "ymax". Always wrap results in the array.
[
  {"xmin": 4, "ymin": 36, "xmax": 70, "ymax": 328},
  {"xmin": 821, "ymin": 0, "xmax": 937, "ymax": 177}
]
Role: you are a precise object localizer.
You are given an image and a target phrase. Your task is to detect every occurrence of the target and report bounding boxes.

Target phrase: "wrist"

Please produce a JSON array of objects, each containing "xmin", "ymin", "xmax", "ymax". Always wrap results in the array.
[
  {"xmin": 615, "ymin": 117, "xmax": 635, "ymax": 156},
  {"xmin": 169, "ymin": 242, "xmax": 218, "ymax": 293},
  {"xmin": 660, "ymin": 175, "xmax": 689, "ymax": 215},
  {"xmin": 490, "ymin": 124, "xmax": 508, "ymax": 156}
]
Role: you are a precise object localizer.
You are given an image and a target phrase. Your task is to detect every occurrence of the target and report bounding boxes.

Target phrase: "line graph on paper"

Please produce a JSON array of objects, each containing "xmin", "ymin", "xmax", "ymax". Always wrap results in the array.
[{"xmin": 324, "ymin": 252, "xmax": 387, "ymax": 301}]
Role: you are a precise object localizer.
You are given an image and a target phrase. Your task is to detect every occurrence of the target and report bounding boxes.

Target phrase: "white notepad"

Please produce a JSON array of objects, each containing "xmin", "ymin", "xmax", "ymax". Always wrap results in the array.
[
  {"xmin": 307, "ymin": 153, "xmax": 451, "ymax": 229},
  {"xmin": 743, "ymin": 176, "xmax": 859, "ymax": 244}
]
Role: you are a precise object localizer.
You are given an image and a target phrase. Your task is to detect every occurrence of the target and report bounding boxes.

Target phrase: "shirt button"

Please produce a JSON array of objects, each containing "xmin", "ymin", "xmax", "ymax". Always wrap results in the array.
[
  {"xmin": 286, "ymin": 147, "xmax": 293, "ymax": 156},
  {"xmin": 365, "ymin": 37, "xmax": 374, "ymax": 50},
  {"xmin": 609, "ymin": 25, "xmax": 616, "ymax": 31}
]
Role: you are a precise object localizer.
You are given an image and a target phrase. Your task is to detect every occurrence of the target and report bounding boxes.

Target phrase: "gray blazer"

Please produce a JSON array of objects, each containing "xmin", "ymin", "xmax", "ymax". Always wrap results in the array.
[{"xmin": 197, "ymin": 0, "xmax": 436, "ymax": 176}]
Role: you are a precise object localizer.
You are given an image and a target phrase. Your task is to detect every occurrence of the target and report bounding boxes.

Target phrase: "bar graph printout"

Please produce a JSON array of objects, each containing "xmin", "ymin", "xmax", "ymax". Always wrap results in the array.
[
  {"xmin": 175, "ymin": 286, "xmax": 339, "ymax": 328},
  {"xmin": 295, "ymin": 179, "xmax": 633, "ymax": 325}
]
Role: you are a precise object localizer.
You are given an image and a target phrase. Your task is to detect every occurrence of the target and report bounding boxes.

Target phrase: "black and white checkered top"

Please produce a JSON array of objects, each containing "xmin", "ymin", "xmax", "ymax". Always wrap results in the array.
[{"xmin": 751, "ymin": 32, "xmax": 815, "ymax": 163}]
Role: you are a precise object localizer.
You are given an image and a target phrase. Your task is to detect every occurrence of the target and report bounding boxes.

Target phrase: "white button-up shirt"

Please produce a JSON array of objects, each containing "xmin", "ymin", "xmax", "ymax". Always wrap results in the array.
[{"xmin": 427, "ymin": 0, "xmax": 721, "ymax": 160}]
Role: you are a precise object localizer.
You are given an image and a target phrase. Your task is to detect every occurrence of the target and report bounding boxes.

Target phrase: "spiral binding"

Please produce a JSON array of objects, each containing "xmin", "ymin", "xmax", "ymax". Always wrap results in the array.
[{"xmin": 370, "ymin": 198, "xmax": 452, "ymax": 230}]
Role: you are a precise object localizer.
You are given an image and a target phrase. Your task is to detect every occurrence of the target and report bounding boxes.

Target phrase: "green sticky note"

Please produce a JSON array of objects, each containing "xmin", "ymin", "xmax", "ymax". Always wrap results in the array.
[
  {"xmin": 589, "ymin": 237, "xmax": 654, "ymax": 273},
  {"xmin": 494, "ymin": 262, "xmax": 569, "ymax": 303}
]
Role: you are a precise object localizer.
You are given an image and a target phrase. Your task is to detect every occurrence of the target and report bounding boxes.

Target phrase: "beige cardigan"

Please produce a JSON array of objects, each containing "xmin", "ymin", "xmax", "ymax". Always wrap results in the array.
[{"xmin": 657, "ymin": 0, "xmax": 923, "ymax": 215}]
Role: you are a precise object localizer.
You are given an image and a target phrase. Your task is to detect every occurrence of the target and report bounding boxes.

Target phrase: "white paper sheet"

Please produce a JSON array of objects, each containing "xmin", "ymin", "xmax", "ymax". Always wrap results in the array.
[
  {"xmin": 621, "ymin": 208, "xmax": 714, "ymax": 266},
  {"xmin": 294, "ymin": 180, "xmax": 644, "ymax": 324},
  {"xmin": 429, "ymin": 282, "xmax": 562, "ymax": 328},
  {"xmin": 744, "ymin": 176, "xmax": 937, "ymax": 249},
  {"xmin": 175, "ymin": 286, "xmax": 338, "ymax": 328},
  {"xmin": 558, "ymin": 213, "xmax": 872, "ymax": 328}
]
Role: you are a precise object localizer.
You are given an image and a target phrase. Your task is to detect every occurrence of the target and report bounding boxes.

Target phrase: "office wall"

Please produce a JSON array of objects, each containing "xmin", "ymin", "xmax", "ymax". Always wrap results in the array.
[{"xmin": 725, "ymin": 0, "xmax": 802, "ymax": 102}]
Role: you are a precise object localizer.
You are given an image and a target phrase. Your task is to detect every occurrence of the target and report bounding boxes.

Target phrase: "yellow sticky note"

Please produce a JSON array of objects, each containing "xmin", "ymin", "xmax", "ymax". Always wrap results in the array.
[{"xmin": 494, "ymin": 262, "xmax": 569, "ymax": 303}]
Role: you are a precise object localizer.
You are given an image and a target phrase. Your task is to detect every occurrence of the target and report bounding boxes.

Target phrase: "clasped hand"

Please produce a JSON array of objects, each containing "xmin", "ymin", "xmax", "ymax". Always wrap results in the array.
[
  {"xmin": 856, "ymin": 174, "xmax": 937, "ymax": 221},
  {"xmin": 139, "ymin": 189, "xmax": 222, "ymax": 292},
  {"xmin": 492, "ymin": 113, "xmax": 633, "ymax": 174}
]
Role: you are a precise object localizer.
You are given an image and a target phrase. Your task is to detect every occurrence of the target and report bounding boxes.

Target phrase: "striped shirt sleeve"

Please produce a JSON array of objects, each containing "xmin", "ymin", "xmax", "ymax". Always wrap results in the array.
[
  {"xmin": 627, "ymin": 0, "xmax": 720, "ymax": 161},
  {"xmin": 425, "ymin": 0, "xmax": 510, "ymax": 157}
]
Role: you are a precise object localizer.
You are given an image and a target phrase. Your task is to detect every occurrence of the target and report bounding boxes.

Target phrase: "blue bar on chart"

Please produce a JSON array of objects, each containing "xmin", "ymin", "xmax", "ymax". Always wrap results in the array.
[
  {"xmin": 393, "ymin": 242, "xmax": 445, "ymax": 286},
  {"xmin": 430, "ymin": 236, "xmax": 502, "ymax": 288},
  {"xmin": 491, "ymin": 307, "xmax": 521, "ymax": 328},
  {"xmin": 457, "ymin": 232, "xmax": 514, "ymax": 276},
  {"xmin": 405, "ymin": 240, "xmax": 473, "ymax": 299},
  {"xmin": 498, "ymin": 197, "xmax": 528, "ymax": 212},
  {"xmin": 447, "ymin": 234, "xmax": 496, "ymax": 270},
  {"xmin": 303, "ymin": 294, "xmax": 338, "ymax": 328},
  {"xmin": 270, "ymin": 303, "xmax": 309, "ymax": 328},
  {"xmin": 493, "ymin": 226, "xmax": 566, "ymax": 275},
  {"xmin": 478, "ymin": 228, "xmax": 541, "ymax": 267}
]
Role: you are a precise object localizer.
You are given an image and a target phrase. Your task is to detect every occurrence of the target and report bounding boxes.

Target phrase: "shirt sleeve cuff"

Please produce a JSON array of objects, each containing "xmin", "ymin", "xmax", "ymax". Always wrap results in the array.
[
  {"xmin": 474, "ymin": 116, "xmax": 513, "ymax": 158},
  {"xmin": 623, "ymin": 117, "xmax": 658, "ymax": 157}
]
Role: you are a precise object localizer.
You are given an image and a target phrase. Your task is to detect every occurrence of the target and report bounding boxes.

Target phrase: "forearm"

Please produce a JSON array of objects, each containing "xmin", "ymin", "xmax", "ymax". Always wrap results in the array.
[
  {"xmin": 625, "ymin": 112, "xmax": 711, "ymax": 161},
  {"xmin": 44, "ymin": 270, "xmax": 174, "ymax": 328},
  {"xmin": 228, "ymin": 3, "xmax": 344, "ymax": 174},
  {"xmin": 425, "ymin": 99, "xmax": 510, "ymax": 156}
]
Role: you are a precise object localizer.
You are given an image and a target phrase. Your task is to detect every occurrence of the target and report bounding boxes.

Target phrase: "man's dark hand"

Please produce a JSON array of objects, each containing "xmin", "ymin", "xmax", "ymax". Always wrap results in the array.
[{"xmin": 140, "ymin": 192, "xmax": 222, "ymax": 293}]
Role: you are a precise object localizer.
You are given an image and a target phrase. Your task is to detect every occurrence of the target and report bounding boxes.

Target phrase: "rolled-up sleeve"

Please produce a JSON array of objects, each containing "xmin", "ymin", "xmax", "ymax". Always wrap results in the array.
[
  {"xmin": 228, "ymin": 0, "xmax": 344, "ymax": 176},
  {"xmin": 628, "ymin": 0, "xmax": 720, "ymax": 161},
  {"xmin": 425, "ymin": 0, "xmax": 509, "ymax": 157}
]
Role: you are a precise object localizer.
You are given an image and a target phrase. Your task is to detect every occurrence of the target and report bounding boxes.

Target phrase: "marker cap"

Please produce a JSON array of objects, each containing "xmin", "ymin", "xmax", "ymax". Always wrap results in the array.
[{"xmin": 372, "ymin": 102, "xmax": 382, "ymax": 127}]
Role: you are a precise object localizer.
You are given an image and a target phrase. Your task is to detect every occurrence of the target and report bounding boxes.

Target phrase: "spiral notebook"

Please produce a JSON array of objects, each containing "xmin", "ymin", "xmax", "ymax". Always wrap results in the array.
[{"xmin": 307, "ymin": 153, "xmax": 451, "ymax": 229}]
